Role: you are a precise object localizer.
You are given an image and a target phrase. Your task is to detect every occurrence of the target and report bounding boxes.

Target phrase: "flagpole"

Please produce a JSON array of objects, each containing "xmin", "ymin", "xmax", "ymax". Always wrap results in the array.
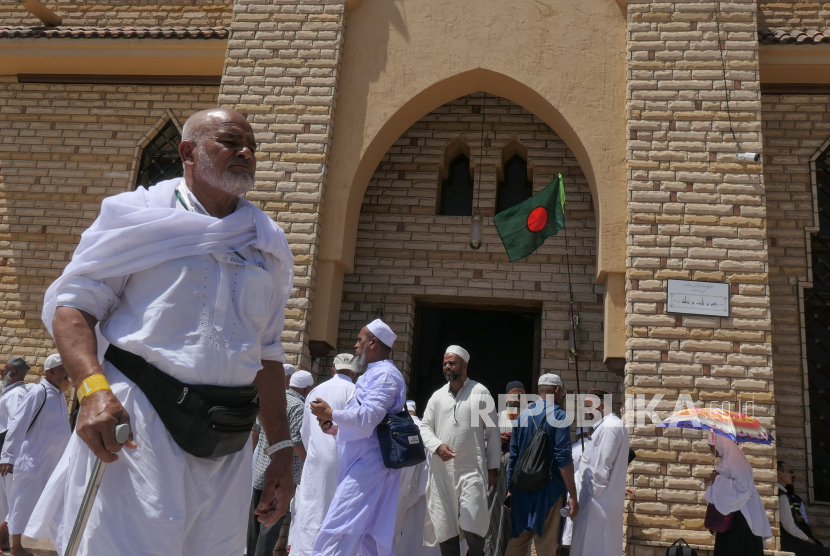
[{"xmin": 560, "ymin": 177, "xmax": 584, "ymax": 451}]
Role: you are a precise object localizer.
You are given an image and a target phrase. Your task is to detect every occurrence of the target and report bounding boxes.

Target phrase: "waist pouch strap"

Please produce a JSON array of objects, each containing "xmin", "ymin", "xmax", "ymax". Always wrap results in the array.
[{"xmin": 104, "ymin": 345, "xmax": 260, "ymax": 459}]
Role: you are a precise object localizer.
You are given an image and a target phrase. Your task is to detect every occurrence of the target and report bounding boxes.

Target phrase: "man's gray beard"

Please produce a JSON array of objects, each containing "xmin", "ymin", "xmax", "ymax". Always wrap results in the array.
[
  {"xmin": 195, "ymin": 145, "xmax": 254, "ymax": 197},
  {"xmin": 1, "ymin": 375, "xmax": 12, "ymax": 388},
  {"xmin": 354, "ymin": 353, "xmax": 368, "ymax": 375}
]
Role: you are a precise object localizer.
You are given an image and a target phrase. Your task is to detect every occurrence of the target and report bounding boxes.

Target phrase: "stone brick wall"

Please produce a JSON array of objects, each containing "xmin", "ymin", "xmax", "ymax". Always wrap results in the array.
[
  {"xmin": 0, "ymin": 0, "xmax": 232, "ymax": 27},
  {"xmin": 759, "ymin": 1, "xmax": 830, "ymax": 30},
  {"xmin": 626, "ymin": 1, "xmax": 777, "ymax": 553},
  {"xmin": 331, "ymin": 93, "xmax": 622, "ymax": 398},
  {"xmin": 218, "ymin": 0, "xmax": 346, "ymax": 369},
  {"xmin": 0, "ymin": 79, "xmax": 218, "ymax": 374},
  {"xmin": 763, "ymin": 91, "xmax": 830, "ymax": 543}
]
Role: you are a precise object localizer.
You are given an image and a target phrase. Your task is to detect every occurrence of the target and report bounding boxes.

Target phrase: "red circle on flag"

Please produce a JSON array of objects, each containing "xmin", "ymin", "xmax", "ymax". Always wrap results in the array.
[{"xmin": 527, "ymin": 207, "xmax": 548, "ymax": 232}]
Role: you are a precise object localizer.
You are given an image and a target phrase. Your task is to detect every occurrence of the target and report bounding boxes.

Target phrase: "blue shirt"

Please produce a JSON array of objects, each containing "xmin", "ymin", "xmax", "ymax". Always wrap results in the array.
[{"xmin": 507, "ymin": 400, "xmax": 573, "ymax": 538}]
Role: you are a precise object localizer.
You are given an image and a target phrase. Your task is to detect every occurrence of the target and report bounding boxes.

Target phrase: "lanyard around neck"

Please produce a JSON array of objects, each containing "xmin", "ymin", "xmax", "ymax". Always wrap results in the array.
[{"xmin": 174, "ymin": 186, "xmax": 266, "ymax": 270}]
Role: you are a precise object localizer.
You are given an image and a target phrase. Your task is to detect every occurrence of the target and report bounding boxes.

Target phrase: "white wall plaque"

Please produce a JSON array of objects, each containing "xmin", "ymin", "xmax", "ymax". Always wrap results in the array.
[{"xmin": 666, "ymin": 279, "xmax": 729, "ymax": 317}]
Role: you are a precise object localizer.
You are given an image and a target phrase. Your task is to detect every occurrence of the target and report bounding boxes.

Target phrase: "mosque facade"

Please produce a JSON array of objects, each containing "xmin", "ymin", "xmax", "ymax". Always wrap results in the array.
[{"xmin": 2, "ymin": 0, "xmax": 830, "ymax": 553}]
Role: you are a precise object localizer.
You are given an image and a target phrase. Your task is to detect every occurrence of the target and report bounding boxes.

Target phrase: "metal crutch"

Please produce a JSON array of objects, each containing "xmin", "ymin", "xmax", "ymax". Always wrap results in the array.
[{"xmin": 63, "ymin": 423, "xmax": 131, "ymax": 556}]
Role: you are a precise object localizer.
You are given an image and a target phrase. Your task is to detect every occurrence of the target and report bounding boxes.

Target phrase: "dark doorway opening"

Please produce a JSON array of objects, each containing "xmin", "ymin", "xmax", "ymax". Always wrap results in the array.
[{"xmin": 410, "ymin": 304, "xmax": 540, "ymax": 415}]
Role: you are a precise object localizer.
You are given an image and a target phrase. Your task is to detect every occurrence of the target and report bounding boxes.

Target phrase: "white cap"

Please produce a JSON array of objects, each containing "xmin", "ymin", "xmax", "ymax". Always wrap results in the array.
[
  {"xmin": 445, "ymin": 345, "xmax": 470, "ymax": 363},
  {"xmin": 44, "ymin": 353, "xmax": 62, "ymax": 371},
  {"xmin": 333, "ymin": 353, "xmax": 357, "ymax": 371},
  {"xmin": 538, "ymin": 373, "xmax": 563, "ymax": 387},
  {"xmin": 367, "ymin": 319, "xmax": 396, "ymax": 348},
  {"xmin": 290, "ymin": 370, "xmax": 314, "ymax": 389},
  {"xmin": 406, "ymin": 400, "xmax": 416, "ymax": 412},
  {"xmin": 284, "ymin": 364, "xmax": 296, "ymax": 376}
]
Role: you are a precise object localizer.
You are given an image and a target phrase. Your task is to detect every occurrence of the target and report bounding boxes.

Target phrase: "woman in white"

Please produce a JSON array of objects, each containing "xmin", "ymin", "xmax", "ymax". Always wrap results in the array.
[{"xmin": 704, "ymin": 432, "xmax": 772, "ymax": 556}]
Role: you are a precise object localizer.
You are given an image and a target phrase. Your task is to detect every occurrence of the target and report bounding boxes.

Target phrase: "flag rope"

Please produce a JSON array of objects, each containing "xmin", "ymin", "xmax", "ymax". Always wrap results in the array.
[{"xmin": 560, "ymin": 178, "xmax": 584, "ymax": 450}]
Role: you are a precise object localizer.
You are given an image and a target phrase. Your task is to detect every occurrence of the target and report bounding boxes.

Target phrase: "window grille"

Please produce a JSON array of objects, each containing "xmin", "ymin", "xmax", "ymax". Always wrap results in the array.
[
  {"xmin": 806, "ymin": 144, "xmax": 830, "ymax": 502},
  {"xmin": 439, "ymin": 154, "xmax": 473, "ymax": 216},
  {"xmin": 136, "ymin": 120, "xmax": 183, "ymax": 189},
  {"xmin": 496, "ymin": 154, "xmax": 532, "ymax": 214}
]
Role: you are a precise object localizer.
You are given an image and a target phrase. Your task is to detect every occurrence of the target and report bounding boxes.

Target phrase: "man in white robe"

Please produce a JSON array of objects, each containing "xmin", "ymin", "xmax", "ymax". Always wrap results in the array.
[
  {"xmin": 0, "ymin": 357, "xmax": 32, "ymax": 550},
  {"xmin": 560, "ymin": 427, "xmax": 590, "ymax": 554},
  {"xmin": 394, "ymin": 400, "xmax": 440, "ymax": 556},
  {"xmin": 287, "ymin": 354, "xmax": 357, "ymax": 556},
  {"xmin": 0, "ymin": 354, "xmax": 70, "ymax": 556},
  {"xmin": 420, "ymin": 345, "xmax": 500, "ymax": 556},
  {"xmin": 309, "ymin": 319, "xmax": 407, "ymax": 556},
  {"xmin": 25, "ymin": 109, "xmax": 295, "ymax": 556},
  {"xmin": 570, "ymin": 388, "xmax": 630, "ymax": 556}
]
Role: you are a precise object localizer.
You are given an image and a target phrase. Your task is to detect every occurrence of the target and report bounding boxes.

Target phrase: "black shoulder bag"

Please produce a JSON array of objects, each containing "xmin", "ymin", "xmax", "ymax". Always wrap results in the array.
[
  {"xmin": 105, "ymin": 345, "xmax": 260, "ymax": 459},
  {"xmin": 666, "ymin": 539, "xmax": 697, "ymax": 556},
  {"xmin": 512, "ymin": 411, "xmax": 551, "ymax": 492}
]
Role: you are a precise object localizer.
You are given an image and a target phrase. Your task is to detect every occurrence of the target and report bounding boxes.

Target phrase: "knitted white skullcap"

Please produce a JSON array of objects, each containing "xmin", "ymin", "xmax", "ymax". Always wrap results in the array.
[
  {"xmin": 283, "ymin": 364, "xmax": 296, "ymax": 376},
  {"xmin": 289, "ymin": 370, "xmax": 314, "ymax": 389},
  {"xmin": 445, "ymin": 345, "xmax": 470, "ymax": 363},
  {"xmin": 44, "ymin": 353, "xmax": 62, "ymax": 371},
  {"xmin": 538, "ymin": 373, "xmax": 563, "ymax": 387},
  {"xmin": 367, "ymin": 319, "xmax": 396, "ymax": 348}
]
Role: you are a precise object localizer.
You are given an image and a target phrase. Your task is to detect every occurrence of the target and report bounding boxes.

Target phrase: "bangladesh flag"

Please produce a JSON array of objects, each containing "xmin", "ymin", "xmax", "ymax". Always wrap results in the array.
[{"xmin": 493, "ymin": 174, "xmax": 566, "ymax": 262}]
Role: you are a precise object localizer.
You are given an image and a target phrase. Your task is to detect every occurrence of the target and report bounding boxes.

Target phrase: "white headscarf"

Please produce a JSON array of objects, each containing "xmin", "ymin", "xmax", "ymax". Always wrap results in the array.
[{"xmin": 704, "ymin": 433, "xmax": 772, "ymax": 539}]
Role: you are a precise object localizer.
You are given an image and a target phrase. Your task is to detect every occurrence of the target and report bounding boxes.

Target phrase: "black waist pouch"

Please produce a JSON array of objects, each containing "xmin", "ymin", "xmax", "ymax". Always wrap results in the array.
[{"xmin": 105, "ymin": 345, "xmax": 260, "ymax": 459}]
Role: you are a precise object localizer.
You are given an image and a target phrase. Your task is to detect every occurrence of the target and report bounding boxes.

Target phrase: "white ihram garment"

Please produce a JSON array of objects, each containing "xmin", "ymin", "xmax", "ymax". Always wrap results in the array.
[
  {"xmin": 0, "ymin": 381, "xmax": 31, "ymax": 521},
  {"xmin": 312, "ymin": 359, "xmax": 407, "ymax": 556},
  {"xmin": 419, "ymin": 379, "xmax": 500, "ymax": 546},
  {"xmin": 705, "ymin": 435, "xmax": 772, "ymax": 539},
  {"xmin": 571, "ymin": 413, "xmax": 629, "ymax": 556},
  {"xmin": 394, "ymin": 416, "xmax": 440, "ymax": 556},
  {"xmin": 25, "ymin": 178, "xmax": 293, "ymax": 556},
  {"xmin": 561, "ymin": 437, "xmax": 588, "ymax": 546},
  {"xmin": 288, "ymin": 373, "xmax": 356, "ymax": 556},
  {"xmin": 1, "ymin": 381, "xmax": 70, "ymax": 535}
]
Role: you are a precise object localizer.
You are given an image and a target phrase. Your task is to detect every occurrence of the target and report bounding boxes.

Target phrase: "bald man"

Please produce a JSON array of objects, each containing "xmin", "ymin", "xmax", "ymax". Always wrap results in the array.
[{"xmin": 27, "ymin": 108, "xmax": 296, "ymax": 556}]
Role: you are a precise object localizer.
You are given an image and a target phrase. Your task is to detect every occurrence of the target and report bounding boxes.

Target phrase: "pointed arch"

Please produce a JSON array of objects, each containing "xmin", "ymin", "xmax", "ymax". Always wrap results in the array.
[
  {"xmin": 128, "ymin": 110, "xmax": 183, "ymax": 189},
  {"xmin": 436, "ymin": 136, "xmax": 474, "ymax": 215},
  {"xmin": 496, "ymin": 136, "xmax": 534, "ymax": 214}
]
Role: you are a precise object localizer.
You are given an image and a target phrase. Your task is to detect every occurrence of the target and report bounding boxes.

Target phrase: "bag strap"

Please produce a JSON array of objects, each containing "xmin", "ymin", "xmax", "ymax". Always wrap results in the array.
[{"xmin": 26, "ymin": 384, "xmax": 48, "ymax": 434}]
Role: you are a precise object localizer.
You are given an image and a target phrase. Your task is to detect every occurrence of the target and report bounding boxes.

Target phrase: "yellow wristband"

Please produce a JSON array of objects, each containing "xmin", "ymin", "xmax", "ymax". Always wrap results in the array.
[{"xmin": 77, "ymin": 374, "xmax": 111, "ymax": 404}]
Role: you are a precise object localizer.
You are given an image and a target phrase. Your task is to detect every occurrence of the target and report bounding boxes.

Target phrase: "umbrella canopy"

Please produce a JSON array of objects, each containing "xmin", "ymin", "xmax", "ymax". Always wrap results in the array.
[{"xmin": 656, "ymin": 407, "xmax": 774, "ymax": 445}]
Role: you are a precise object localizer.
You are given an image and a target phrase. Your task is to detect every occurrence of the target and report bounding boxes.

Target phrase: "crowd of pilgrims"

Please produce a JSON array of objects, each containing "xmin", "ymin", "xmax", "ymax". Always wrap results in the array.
[
  {"xmin": 0, "ymin": 108, "xmax": 826, "ymax": 556},
  {"xmin": 0, "ymin": 332, "xmax": 827, "ymax": 556}
]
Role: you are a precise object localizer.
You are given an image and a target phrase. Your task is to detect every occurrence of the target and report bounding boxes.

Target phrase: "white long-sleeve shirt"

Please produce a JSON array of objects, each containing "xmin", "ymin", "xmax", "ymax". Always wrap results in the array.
[
  {"xmin": 419, "ymin": 378, "xmax": 500, "ymax": 545},
  {"xmin": 1, "ymin": 380, "xmax": 70, "ymax": 535},
  {"xmin": 0, "ymin": 382, "xmax": 31, "ymax": 433},
  {"xmin": 571, "ymin": 413, "xmax": 630, "ymax": 556},
  {"xmin": 778, "ymin": 484, "xmax": 811, "ymax": 542}
]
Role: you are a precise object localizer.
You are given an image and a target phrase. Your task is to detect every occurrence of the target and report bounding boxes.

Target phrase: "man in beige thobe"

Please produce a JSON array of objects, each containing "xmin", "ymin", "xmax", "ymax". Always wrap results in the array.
[{"xmin": 419, "ymin": 345, "xmax": 500, "ymax": 556}]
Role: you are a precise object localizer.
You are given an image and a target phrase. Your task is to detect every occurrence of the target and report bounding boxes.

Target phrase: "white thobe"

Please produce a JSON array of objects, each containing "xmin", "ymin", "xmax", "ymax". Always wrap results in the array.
[
  {"xmin": 312, "ymin": 359, "xmax": 407, "ymax": 556},
  {"xmin": 571, "ymin": 413, "xmax": 629, "ymax": 556},
  {"xmin": 1, "ymin": 381, "xmax": 70, "ymax": 535},
  {"xmin": 25, "ymin": 178, "xmax": 293, "ymax": 556},
  {"xmin": 0, "ymin": 381, "xmax": 31, "ymax": 521},
  {"xmin": 419, "ymin": 379, "xmax": 500, "ymax": 545},
  {"xmin": 394, "ymin": 416, "xmax": 440, "ymax": 556},
  {"xmin": 288, "ymin": 374, "xmax": 355, "ymax": 556},
  {"xmin": 561, "ymin": 437, "xmax": 588, "ymax": 546}
]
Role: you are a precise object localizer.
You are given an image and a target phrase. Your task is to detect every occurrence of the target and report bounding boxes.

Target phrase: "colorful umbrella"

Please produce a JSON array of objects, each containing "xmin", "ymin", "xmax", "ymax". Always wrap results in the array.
[{"xmin": 656, "ymin": 407, "xmax": 774, "ymax": 445}]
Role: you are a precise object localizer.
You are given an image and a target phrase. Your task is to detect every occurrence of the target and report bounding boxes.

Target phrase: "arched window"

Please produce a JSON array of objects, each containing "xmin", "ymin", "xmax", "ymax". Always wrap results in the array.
[
  {"xmin": 439, "ymin": 153, "xmax": 474, "ymax": 216},
  {"xmin": 497, "ymin": 154, "xmax": 533, "ymax": 213},
  {"xmin": 806, "ymin": 141, "xmax": 830, "ymax": 502},
  {"xmin": 136, "ymin": 119, "xmax": 183, "ymax": 189}
]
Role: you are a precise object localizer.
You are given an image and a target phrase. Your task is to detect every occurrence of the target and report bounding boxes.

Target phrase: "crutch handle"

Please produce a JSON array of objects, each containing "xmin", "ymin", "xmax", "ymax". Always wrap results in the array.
[
  {"xmin": 64, "ymin": 423, "xmax": 131, "ymax": 556},
  {"xmin": 114, "ymin": 423, "xmax": 130, "ymax": 444}
]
